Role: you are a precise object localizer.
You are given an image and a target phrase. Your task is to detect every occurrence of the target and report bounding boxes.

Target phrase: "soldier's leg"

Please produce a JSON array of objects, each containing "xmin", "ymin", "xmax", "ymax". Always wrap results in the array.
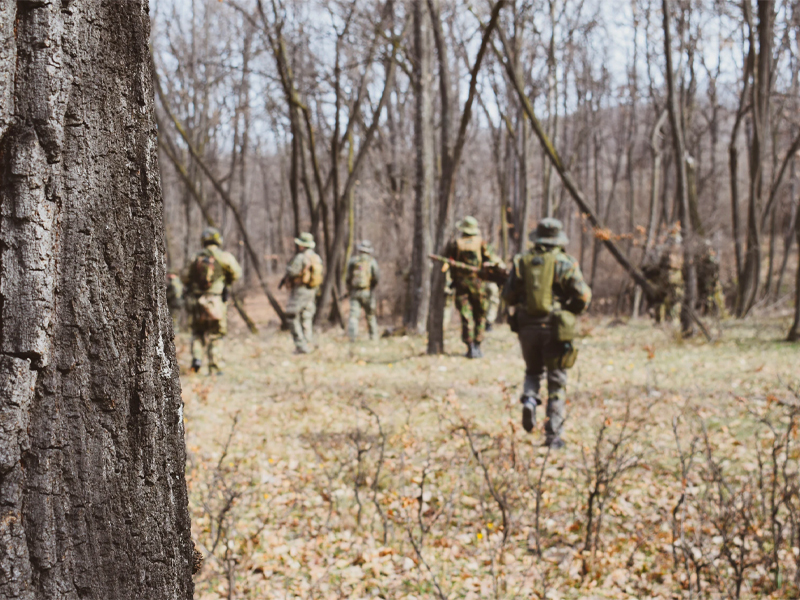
[
  {"xmin": 191, "ymin": 328, "xmax": 205, "ymax": 370},
  {"xmin": 348, "ymin": 296, "xmax": 362, "ymax": 341},
  {"xmin": 455, "ymin": 292, "xmax": 475, "ymax": 346},
  {"xmin": 290, "ymin": 312, "xmax": 308, "ymax": 352},
  {"xmin": 366, "ymin": 293, "xmax": 379, "ymax": 340},
  {"xmin": 517, "ymin": 326, "xmax": 547, "ymax": 432},
  {"xmin": 207, "ymin": 332, "xmax": 224, "ymax": 373},
  {"xmin": 472, "ymin": 286, "xmax": 488, "ymax": 344},
  {"xmin": 544, "ymin": 368, "xmax": 568, "ymax": 444},
  {"xmin": 302, "ymin": 299, "xmax": 316, "ymax": 345},
  {"xmin": 207, "ymin": 316, "xmax": 226, "ymax": 373}
]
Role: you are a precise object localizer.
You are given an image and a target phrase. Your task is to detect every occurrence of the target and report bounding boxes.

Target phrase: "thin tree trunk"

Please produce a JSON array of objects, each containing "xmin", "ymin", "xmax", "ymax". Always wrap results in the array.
[
  {"xmin": 0, "ymin": 2, "xmax": 193, "ymax": 597},
  {"xmin": 405, "ymin": 0, "xmax": 433, "ymax": 332},
  {"xmin": 662, "ymin": 0, "xmax": 696, "ymax": 336},
  {"xmin": 789, "ymin": 197, "xmax": 800, "ymax": 341},
  {"xmin": 426, "ymin": 0, "xmax": 505, "ymax": 354},
  {"xmin": 775, "ymin": 155, "xmax": 798, "ymax": 299}
]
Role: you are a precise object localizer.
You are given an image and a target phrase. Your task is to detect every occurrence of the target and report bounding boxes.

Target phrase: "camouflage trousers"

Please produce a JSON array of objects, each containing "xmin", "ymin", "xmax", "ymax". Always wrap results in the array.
[
  {"xmin": 191, "ymin": 317, "xmax": 227, "ymax": 373},
  {"xmin": 454, "ymin": 281, "xmax": 488, "ymax": 344},
  {"xmin": 517, "ymin": 323, "xmax": 567, "ymax": 441},
  {"xmin": 170, "ymin": 307, "xmax": 182, "ymax": 334},
  {"xmin": 348, "ymin": 289, "xmax": 378, "ymax": 341},
  {"xmin": 657, "ymin": 284, "xmax": 684, "ymax": 323},
  {"xmin": 288, "ymin": 286, "xmax": 317, "ymax": 352}
]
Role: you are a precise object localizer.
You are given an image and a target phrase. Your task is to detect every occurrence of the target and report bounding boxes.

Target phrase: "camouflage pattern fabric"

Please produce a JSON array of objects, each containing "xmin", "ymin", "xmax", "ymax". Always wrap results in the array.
[
  {"xmin": 504, "ymin": 244, "xmax": 592, "ymax": 442},
  {"xmin": 696, "ymin": 244, "xmax": 726, "ymax": 316},
  {"xmin": 166, "ymin": 273, "xmax": 184, "ymax": 332},
  {"xmin": 444, "ymin": 234, "xmax": 498, "ymax": 346},
  {"xmin": 182, "ymin": 243, "xmax": 242, "ymax": 372},
  {"xmin": 286, "ymin": 248, "xmax": 323, "ymax": 353},
  {"xmin": 346, "ymin": 253, "xmax": 380, "ymax": 341},
  {"xmin": 348, "ymin": 290, "xmax": 378, "ymax": 341}
]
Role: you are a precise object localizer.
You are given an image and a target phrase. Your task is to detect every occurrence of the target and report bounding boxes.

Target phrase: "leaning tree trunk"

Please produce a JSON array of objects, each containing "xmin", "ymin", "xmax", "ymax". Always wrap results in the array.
[{"xmin": 0, "ymin": 2, "xmax": 193, "ymax": 599}]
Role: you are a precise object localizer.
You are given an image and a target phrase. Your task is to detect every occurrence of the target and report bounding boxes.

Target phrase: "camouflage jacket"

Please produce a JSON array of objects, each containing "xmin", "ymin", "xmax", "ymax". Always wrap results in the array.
[
  {"xmin": 286, "ymin": 249, "xmax": 323, "ymax": 288},
  {"xmin": 504, "ymin": 246, "xmax": 592, "ymax": 317},
  {"xmin": 346, "ymin": 254, "xmax": 380, "ymax": 292},
  {"xmin": 443, "ymin": 235, "xmax": 499, "ymax": 289},
  {"xmin": 182, "ymin": 244, "xmax": 242, "ymax": 297}
]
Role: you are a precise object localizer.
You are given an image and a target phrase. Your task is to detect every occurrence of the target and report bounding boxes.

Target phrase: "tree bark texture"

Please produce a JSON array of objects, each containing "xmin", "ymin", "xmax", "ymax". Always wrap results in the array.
[
  {"xmin": 0, "ymin": 2, "xmax": 193, "ymax": 599},
  {"xmin": 405, "ymin": 0, "xmax": 432, "ymax": 333}
]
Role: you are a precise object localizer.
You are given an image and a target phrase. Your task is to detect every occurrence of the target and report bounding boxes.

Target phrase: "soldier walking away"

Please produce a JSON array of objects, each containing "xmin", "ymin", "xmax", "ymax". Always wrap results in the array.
[
  {"xmin": 166, "ymin": 270, "xmax": 184, "ymax": 333},
  {"xmin": 282, "ymin": 232, "xmax": 324, "ymax": 354},
  {"xmin": 696, "ymin": 240, "xmax": 726, "ymax": 317},
  {"xmin": 182, "ymin": 227, "xmax": 242, "ymax": 374},
  {"xmin": 444, "ymin": 216, "xmax": 499, "ymax": 358},
  {"xmin": 346, "ymin": 240, "xmax": 380, "ymax": 341},
  {"xmin": 503, "ymin": 218, "xmax": 592, "ymax": 449}
]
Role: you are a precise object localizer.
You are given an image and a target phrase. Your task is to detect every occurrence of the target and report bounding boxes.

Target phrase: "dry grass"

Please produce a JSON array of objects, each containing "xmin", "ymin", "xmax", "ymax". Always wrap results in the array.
[{"xmin": 180, "ymin": 304, "xmax": 800, "ymax": 600}]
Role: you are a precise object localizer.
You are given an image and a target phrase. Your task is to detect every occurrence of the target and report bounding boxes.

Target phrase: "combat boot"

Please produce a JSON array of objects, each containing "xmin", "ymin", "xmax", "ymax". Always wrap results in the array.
[
  {"xmin": 542, "ymin": 437, "xmax": 565, "ymax": 450},
  {"xmin": 190, "ymin": 359, "xmax": 201, "ymax": 373},
  {"xmin": 473, "ymin": 342, "xmax": 483, "ymax": 358},
  {"xmin": 465, "ymin": 344, "xmax": 474, "ymax": 359},
  {"xmin": 521, "ymin": 396, "xmax": 538, "ymax": 433}
]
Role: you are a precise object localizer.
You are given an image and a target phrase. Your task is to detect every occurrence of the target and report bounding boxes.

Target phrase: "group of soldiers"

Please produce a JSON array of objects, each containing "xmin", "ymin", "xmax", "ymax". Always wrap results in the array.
[
  {"xmin": 167, "ymin": 228, "xmax": 381, "ymax": 372},
  {"xmin": 168, "ymin": 216, "xmax": 593, "ymax": 449},
  {"xmin": 641, "ymin": 228, "xmax": 725, "ymax": 322}
]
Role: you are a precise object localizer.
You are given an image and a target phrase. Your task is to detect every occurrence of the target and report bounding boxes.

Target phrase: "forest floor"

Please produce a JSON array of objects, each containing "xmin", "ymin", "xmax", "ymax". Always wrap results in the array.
[{"xmin": 178, "ymin": 300, "xmax": 800, "ymax": 600}]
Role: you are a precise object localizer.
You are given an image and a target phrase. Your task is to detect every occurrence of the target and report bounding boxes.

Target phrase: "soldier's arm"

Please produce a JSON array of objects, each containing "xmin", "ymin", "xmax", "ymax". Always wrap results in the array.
[
  {"xmin": 220, "ymin": 251, "xmax": 243, "ymax": 284},
  {"xmin": 286, "ymin": 253, "xmax": 305, "ymax": 278},
  {"xmin": 559, "ymin": 257, "xmax": 592, "ymax": 314},
  {"xmin": 371, "ymin": 259, "xmax": 380, "ymax": 288},
  {"xmin": 502, "ymin": 255, "xmax": 524, "ymax": 305}
]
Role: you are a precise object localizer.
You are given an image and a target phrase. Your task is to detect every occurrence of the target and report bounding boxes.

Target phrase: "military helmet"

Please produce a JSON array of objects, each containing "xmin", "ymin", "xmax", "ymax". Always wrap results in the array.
[
  {"xmin": 294, "ymin": 232, "xmax": 316, "ymax": 249},
  {"xmin": 457, "ymin": 215, "xmax": 480, "ymax": 236},
  {"xmin": 201, "ymin": 227, "xmax": 222, "ymax": 246},
  {"xmin": 356, "ymin": 240, "xmax": 374, "ymax": 254},
  {"xmin": 530, "ymin": 218, "xmax": 568, "ymax": 247}
]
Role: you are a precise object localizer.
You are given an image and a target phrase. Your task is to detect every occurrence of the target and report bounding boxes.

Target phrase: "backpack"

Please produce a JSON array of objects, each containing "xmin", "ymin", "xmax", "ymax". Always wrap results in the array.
[
  {"xmin": 519, "ymin": 247, "xmax": 558, "ymax": 317},
  {"xmin": 350, "ymin": 256, "xmax": 373, "ymax": 290},
  {"xmin": 455, "ymin": 235, "xmax": 484, "ymax": 268},
  {"xmin": 302, "ymin": 251, "xmax": 324, "ymax": 288},
  {"xmin": 190, "ymin": 250, "xmax": 217, "ymax": 292}
]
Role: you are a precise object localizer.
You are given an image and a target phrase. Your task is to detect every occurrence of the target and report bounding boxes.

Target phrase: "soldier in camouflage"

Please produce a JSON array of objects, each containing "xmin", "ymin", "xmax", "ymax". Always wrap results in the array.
[
  {"xmin": 643, "ymin": 228, "xmax": 684, "ymax": 323},
  {"xmin": 696, "ymin": 240, "xmax": 726, "ymax": 316},
  {"xmin": 284, "ymin": 232, "xmax": 324, "ymax": 354},
  {"xmin": 504, "ymin": 218, "xmax": 592, "ymax": 449},
  {"xmin": 346, "ymin": 240, "xmax": 380, "ymax": 341},
  {"xmin": 444, "ymin": 216, "xmax": 499, "ymax": 358},
  {"xmin": 166, "ymin": 270, "xmax": 184, "ymax": 333},
  {"xmin": 182, "ymin": 227, "xmax": 242, "ymax": 374}
]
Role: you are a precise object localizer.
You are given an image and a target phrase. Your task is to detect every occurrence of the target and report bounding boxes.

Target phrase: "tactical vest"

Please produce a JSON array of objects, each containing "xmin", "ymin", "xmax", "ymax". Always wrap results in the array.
[
  {"xmin": 302, "ymin": 251, "xmax": 324, "ymax": 288},
  {"xmin": 190, "ymin": 249, "xmax": 218, "ymax": 293},
  {"xmin": 350, "ymin": 256, "xmax": 373, "ymax": 290},
  {"xmin": 455, "ymin": 235, "xmax": 483, "ymax": 268},
  {"xmin": 519, "ymin": 247, "xmax": 558, "ymax": 317}
]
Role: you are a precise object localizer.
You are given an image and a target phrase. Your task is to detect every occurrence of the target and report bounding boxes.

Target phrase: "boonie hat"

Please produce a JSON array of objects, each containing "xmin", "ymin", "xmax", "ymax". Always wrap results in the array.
[
  {"xmin": 530, "ymin": 218, "xmax": 568, "ymax": 247},
  {"xmin": 294, "ymin": 232, "xmax": 316, "ymax": 249}
]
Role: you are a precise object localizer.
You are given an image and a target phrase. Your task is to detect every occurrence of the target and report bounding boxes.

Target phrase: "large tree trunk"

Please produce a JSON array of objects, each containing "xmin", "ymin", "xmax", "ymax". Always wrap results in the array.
[
  {"xmin": 0, "ymin": 2, "xmax": 193, "ymax": 598},
  {"xmin": 404, "ymin": 0, "xmax": 433, "ymax": 333}
]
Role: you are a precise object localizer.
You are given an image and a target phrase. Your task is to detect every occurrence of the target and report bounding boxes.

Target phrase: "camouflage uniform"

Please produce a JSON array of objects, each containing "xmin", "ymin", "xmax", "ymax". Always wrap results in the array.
[
  {"xmin": 444, "ymin": 216, "xmax": 498, "ymax": 358},
  {"xmin": 285, "ymin": 233, "xmax": 323, "ymax": 354},
  {"xmin": 696, "ymin": 241, "xmax": 726, "ymax": 316},
  {"xmin": 166, "ymin": 272, "xmax": 184, "ymax": 333},
  {"xmin": 504, "ymin": 218, "xmax": 592, "ymax": 448},
  {"xmin": 485, "ymin": 281, "xmax": 503, "ymax": 331},
  {"xmin": 346, "ymin": 240, "xmax": 380, "ymax": 341},
  {"xmin": 182, "ymin": 228, "xmax": 242, "ymax": 374},
  {"xmin": 641, "ymin": 231, "xmax": 684, "ymax": 323}
]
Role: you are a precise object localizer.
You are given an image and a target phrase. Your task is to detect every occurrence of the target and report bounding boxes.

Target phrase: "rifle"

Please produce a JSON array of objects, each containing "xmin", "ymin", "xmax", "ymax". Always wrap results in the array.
[
  {"xmin": 278, "ymin": 274, "xmax": 289, "ymax": 290},
  {"xmin": 428, "ymin": 254, "xmax": 509, "ymax": 285}
]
